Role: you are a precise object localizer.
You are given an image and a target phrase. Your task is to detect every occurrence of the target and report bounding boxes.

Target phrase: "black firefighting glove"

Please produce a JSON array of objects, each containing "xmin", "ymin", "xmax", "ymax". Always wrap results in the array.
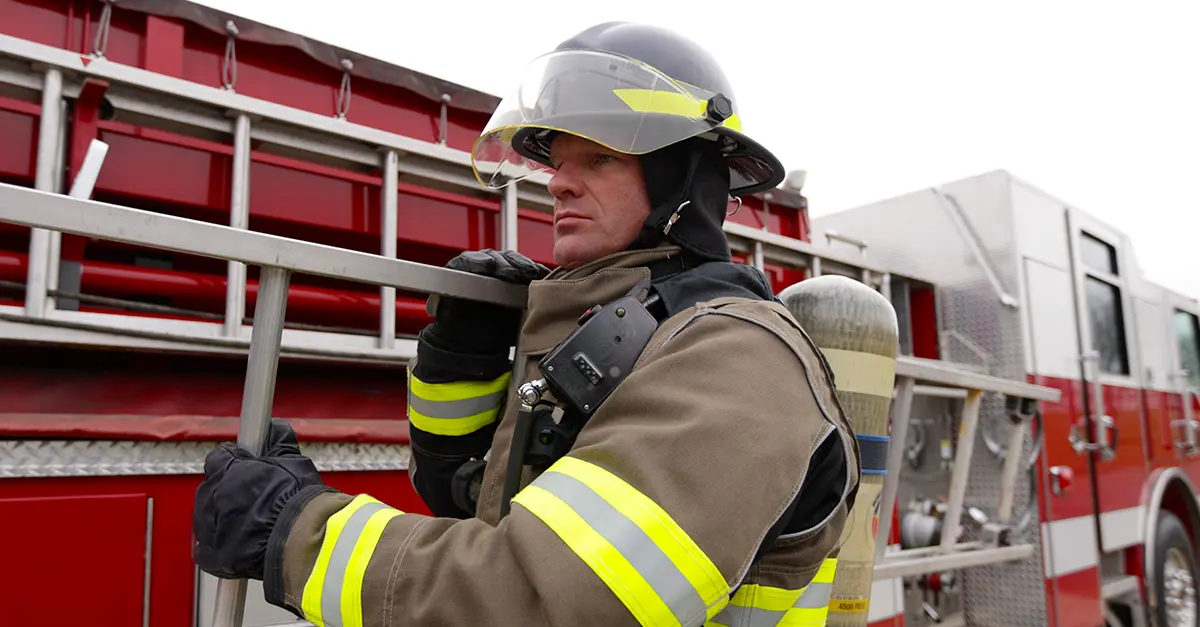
[
  {"xmin": 418, "ymin": 249, "xmax": 549, "ymax": 379},
  {"xmin": 193, "ymin": 418, "xmax": 334, "ymax": 580}
]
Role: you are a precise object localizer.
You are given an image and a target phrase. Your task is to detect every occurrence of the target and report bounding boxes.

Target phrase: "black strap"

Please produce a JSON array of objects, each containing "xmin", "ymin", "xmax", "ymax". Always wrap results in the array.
[{"xmin": 645, "ymin": 253, "xmax": 693, "ymax": 283}]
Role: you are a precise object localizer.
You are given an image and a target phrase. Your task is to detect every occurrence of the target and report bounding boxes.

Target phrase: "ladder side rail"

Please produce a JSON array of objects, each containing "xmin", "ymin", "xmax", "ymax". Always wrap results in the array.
[
  {"xmin": 211, "ymin": 265, "xmax": 292, "ymax": 627},
  {"xmin": 0, "ymin": 183, "xmax": 527, "ymax": 309},
  {"xmin": 896, "ymin": 355, "xmax": 1060, "ymax": 402}
]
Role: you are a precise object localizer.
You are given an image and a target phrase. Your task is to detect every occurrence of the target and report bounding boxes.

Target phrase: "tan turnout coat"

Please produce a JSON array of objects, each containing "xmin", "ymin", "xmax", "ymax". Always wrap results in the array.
[{"xmin": 265, "ymin": 245, "xmax": 861, "ymax": 627}]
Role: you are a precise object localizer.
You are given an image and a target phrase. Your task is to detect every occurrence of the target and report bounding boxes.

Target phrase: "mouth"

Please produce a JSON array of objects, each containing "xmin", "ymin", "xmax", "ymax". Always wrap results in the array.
[{"xmin": 554, "ymin": 210, "xmax": 589, "ymax": 225}]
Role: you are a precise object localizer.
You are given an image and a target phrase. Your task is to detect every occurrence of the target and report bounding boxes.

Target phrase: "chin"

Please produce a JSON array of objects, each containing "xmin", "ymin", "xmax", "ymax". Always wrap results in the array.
[{"xmin": 553, "ymin": 237, "xmax": 605, "ymax": 269}]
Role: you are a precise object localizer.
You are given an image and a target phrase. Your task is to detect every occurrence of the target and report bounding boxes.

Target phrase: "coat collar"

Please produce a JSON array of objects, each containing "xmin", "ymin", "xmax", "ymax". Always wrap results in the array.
[{"xmin": 519, "ymin": 245, "xmax": 684, "ymax": 355}]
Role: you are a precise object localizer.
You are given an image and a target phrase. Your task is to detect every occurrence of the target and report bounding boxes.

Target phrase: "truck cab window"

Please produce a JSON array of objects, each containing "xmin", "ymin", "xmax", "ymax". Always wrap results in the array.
[
  {"xmin": 1174, "ymin": 310, "xmax": 1200, "ymax": 389},
  {"xmin": 1079, "ymin": 231, "xmax": 1129, "ymax": 376},
  {"xmin": 1085, "ymin": 276, "xmax": 1129, "ymax": 376},
  {"xmin": 1080, "ymin": 232, "xmax": 1118, "ymax": 275}
]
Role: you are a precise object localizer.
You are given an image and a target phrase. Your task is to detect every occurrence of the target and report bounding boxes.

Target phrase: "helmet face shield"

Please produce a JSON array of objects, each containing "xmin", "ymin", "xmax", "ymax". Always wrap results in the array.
[{"xmin": 471, "ymin": 49, "xmax": 742, "ymax": 188}]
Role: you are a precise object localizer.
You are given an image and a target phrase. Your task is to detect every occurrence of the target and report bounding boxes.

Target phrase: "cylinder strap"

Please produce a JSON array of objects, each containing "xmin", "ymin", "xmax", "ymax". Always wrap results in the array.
[{"xmin": 856, "ymin": 434, "xmax": 889, "ymax": 475}]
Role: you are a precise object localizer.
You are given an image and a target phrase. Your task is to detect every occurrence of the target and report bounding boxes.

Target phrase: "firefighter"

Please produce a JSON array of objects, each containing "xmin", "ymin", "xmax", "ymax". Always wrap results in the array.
[{"xmin": 193, "ymin": 21, "xmax": 861, "ymax": 627}]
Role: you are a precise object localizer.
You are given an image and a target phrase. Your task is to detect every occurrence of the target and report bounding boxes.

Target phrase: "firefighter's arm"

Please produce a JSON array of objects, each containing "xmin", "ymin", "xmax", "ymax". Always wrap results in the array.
[
  {"xmin": 264, "ymin": 308, "xmax": 857, "ymax": 626},
  {"xmin": 405, "ymin": 334, "xmax": 509, "ymax": 518},
  {"xmin": 406, "ymin": 249, "xmax": 548, "ymax": 518}
]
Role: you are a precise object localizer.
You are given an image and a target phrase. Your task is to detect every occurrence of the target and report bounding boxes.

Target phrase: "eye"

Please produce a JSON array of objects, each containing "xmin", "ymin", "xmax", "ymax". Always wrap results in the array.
[{"xmin": 592, "ymin": 153, "xmax": 615, "ymax": 166}]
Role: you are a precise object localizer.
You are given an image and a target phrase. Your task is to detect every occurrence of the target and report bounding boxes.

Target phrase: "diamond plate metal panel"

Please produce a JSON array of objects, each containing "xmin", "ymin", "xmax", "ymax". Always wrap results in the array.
[
  {"xmin": 0, "ymin": 440, "xmax": 410, "ymax": 477},
  {"xmin": 814, "ymin": 171, "xmax": 1050, "ymax": 626}
]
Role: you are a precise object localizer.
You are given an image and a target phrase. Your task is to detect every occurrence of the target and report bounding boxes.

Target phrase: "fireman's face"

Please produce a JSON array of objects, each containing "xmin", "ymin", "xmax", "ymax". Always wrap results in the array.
[{"xmin": 546, "ymin": 134, "xmax": 653, "ymax": 269}]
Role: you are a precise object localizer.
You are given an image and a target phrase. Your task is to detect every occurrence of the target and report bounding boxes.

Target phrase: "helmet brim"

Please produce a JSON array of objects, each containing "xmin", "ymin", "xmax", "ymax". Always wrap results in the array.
[{"xmin": 488, "ymin": 112, "xmax": 784, "ymax": 197}]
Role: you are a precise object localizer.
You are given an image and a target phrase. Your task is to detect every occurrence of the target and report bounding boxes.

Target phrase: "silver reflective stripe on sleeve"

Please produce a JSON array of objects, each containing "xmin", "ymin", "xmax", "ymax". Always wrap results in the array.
[
  {"xmin": 705, "ymin": 558, "xmax": 837, "ymax": 627},
  {"xmin": 407, "ymin": 389, "xmax": 505, "ymax": 420},
  {"xmin": 406, "ymin": 370, "xmax": 511, "ymax": 436},
  {"xmin": 511, "ymin": 456, "xmax": 731, "ymax": 627},
  {"xmin": 536, "ymin": 471, "xmax": 710, "ymax": 625}
]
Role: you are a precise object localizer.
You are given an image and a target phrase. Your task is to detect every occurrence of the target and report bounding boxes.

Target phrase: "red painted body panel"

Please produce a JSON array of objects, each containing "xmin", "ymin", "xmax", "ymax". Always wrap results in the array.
[
  {"xmin": 1052, "ymin": 568, "xmax": 1104, "ymax": 627},
  {"xmin": 0, "ymin": 471, "xmax": 429, "ymax": 626},
  {"xmin": 908, "ymin": 286, "xmax": 939, "ymax": 360},
  {"xmin": 0, "ymin": 97, "xmax": 38, "ymax": 181},
  {"xmin": 2, "ymin": 342, "xmax": 408, "ymax": 424},
  {"xmin": 1145, "ymin": 389, "xmax": 1177, "ymax": 468},
  {"xmin": 1034, "ymin": 374, "xmax": 1095, "ymax": 521},
  {"xmin": 0, "ymin": 493, "xmax": 149, "ymax": 626},
  {"xmin": 1043, "ymin": 577, "xmax": 1059, "ymax": 627},
  {"xmin": 1096, "ymin": 384, "xmax": 1153, "ymax": 516},
  {"xmin": 1036, "ymin": 371, "xmax": 1200, "ymax": 520}
]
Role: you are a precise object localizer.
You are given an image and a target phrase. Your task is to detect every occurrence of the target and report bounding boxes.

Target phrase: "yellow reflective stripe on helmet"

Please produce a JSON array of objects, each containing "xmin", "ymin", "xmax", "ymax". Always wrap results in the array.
[
  {"xmin": 705, "ymin": 558, "xmax": 838, "ymax": 627},
  {"xmin": 611, "ymin": 89, "xmax": 744, "ymax": 133},
  {"xmin": 513, "ymin": 456, "xmax": 731, "ymax": 627},
  {"xmin": 300, "ymin": 494, "xmax": 404, "ymax": 627},
  {"xmin": 406, "ymin": 370, "xmax": 511, "ymax": 436}
]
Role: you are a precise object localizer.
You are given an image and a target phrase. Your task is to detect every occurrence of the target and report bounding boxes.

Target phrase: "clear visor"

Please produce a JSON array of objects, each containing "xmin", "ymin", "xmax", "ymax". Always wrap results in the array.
[{"xmin": 470, "ymin": 49, "xmax": 740, "ymax": 188}]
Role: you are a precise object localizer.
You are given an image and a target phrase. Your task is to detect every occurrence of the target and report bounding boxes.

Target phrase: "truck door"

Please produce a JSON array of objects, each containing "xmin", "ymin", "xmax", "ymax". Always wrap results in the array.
[
  {"xmin": 1164, "ymin": 297, "xmax": 1200, "ymax": 486},
  {"xmin": 1064, "ymin": 208, "xmax": 1149, "ymax": 556},
  {"xmin": 1023, "ymin": 252, "xmax": 1104, "ymax": 627}
]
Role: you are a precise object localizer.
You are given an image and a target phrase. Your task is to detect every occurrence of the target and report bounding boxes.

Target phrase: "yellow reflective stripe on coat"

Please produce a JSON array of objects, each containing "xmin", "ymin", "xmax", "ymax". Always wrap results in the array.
[
  {"xmin": 406, "ymin": 370, "xmax": 511, "ymax": 436},
  {"xmin": 300, "ymin": 494, "xmax": 403, "ymax": 627},
  {"xmin": 706, "ymin": 558, "xmax": 838, "ymax": 627},
  {"xmin": 512, "ymin": 455, "xmax": 730, "ymax": 627}
]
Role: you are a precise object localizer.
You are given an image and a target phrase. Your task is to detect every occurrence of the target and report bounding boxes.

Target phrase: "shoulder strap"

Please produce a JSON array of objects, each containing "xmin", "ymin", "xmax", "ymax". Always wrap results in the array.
[{"xmin": 643, "ymin": 257, "xmax": 774, "ymax": 322}]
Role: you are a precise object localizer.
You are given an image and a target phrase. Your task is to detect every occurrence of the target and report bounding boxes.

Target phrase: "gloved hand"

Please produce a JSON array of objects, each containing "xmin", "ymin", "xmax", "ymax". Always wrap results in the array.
[
  {"xmin": 193, "ymin": 418, "xmax": 329, "ymax": 580},
  {"xmin": 421, "ymin": 249, "xmax": 549, "ymax": 372}
]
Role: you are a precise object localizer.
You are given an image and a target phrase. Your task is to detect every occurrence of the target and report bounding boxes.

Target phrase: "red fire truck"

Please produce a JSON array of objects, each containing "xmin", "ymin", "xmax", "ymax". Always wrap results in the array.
[{"xmin": 0, "ymin": 2, "xmax": 1194, "ymax": 627}]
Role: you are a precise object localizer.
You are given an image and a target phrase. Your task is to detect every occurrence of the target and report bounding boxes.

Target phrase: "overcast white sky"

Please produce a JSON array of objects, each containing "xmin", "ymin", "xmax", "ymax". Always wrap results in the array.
[{"xmin": 192, "ymin": 0, "xmax": 1200, "ymax": 296}]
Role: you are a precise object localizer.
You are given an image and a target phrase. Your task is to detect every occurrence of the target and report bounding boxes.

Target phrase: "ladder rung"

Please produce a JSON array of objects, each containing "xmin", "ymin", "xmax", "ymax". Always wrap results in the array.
[{"xmin": 874, "ymin": 542, "xmax": 1035, "ymax": 579}]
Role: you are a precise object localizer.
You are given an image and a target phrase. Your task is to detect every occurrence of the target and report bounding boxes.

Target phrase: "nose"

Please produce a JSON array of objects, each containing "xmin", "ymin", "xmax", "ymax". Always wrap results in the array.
[{"xmin": 547, "ymin": 165, "xmax": 583, "ymax": 200}]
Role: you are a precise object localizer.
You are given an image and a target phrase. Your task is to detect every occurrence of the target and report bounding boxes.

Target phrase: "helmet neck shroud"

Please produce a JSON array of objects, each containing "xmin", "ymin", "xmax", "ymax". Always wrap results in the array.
[{"xmin": 631, "ymin": 137, "xmax": 733, "ymax": 264}]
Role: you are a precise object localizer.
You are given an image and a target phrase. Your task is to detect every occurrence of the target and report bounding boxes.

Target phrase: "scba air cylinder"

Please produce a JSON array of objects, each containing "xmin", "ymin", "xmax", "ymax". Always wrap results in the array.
[{"xmin": 780, "ymin": 274, "xmax": 898, "ymax": 627}]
